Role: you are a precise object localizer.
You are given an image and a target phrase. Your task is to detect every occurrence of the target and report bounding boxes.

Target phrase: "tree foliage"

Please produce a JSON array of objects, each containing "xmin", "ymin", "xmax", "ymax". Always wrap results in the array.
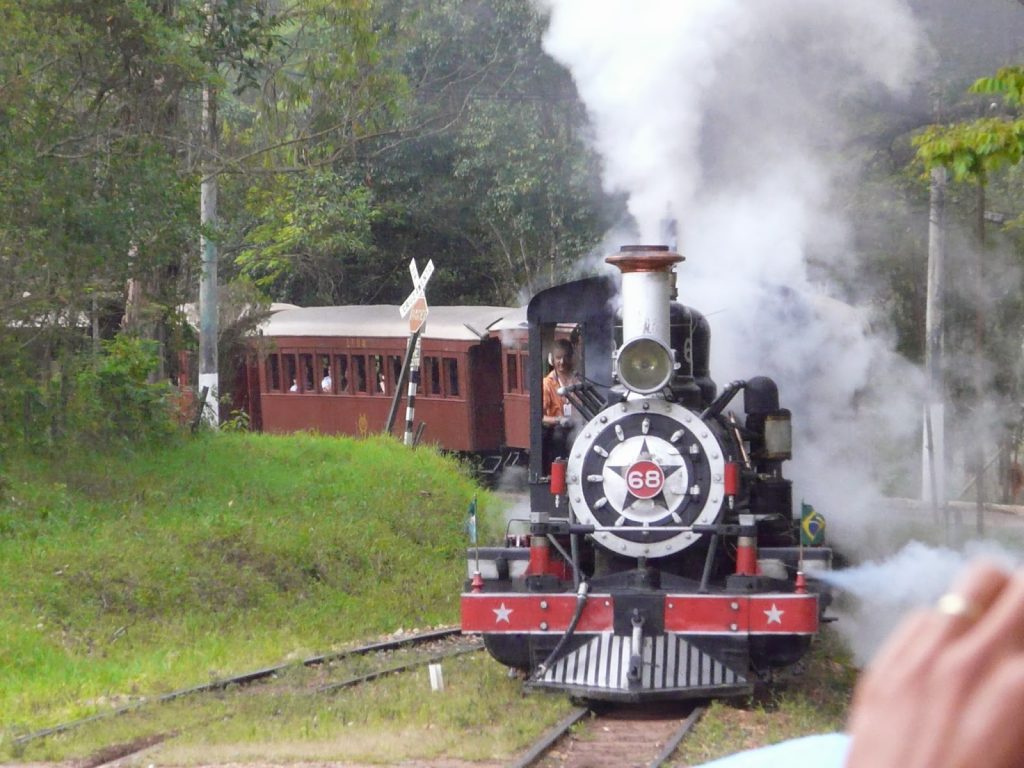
[
  {"xmin": 355, "ymin": 0, "xmax": 612, "ymax": 304},
  {"xmin": 225, "ymin": 0, "xmax": 613, "ymax": 306},
  {"xmin": 0, "ymin": 0, "xmax": 616, "ymax": 447},
  {"xmin": 914, "ymin": 67, "xmax": 1024, "ymax": 183}
]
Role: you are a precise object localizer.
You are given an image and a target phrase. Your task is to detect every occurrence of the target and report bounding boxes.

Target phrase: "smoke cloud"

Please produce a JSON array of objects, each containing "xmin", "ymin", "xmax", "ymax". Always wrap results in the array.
[
  {"xmin": 533, "ymin": 0, "xmax": 1024, "ymax": 659},
  {"xmin": 536, "ymin": 0, "xmax": 933, "ymax": 552},
  {"xmin": 819, "ymin": 540, "xmax": 1020, "ymax": 663}
]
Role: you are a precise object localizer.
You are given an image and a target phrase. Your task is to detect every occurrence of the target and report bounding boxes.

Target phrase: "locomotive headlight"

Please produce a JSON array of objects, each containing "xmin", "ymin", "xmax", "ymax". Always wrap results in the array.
[{"xmin": 616, "ymin": 336, "xmax": 674, "ymax": 394}]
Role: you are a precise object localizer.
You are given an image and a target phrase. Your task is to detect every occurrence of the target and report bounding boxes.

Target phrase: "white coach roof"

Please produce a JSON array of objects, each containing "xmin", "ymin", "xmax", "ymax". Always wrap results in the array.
[{"xmin": 259, "ymin": 305, "xmax": 521, "ymax": 342}]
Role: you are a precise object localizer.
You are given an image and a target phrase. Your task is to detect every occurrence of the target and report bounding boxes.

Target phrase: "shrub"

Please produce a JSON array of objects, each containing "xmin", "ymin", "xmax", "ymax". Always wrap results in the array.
[{"xmin": 64, "ymin": 335, "xmax": 178, "ymax": 445}]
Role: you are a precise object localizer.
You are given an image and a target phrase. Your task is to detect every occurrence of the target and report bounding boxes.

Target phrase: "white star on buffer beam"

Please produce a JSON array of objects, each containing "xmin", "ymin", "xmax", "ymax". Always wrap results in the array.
[
  {"xmin": 764, "ymin": 604, "xmax": 784, "ymax": 625},
  {"xmin": 493, "ymin": 603, "xmax": 513, "ymax": 624}
]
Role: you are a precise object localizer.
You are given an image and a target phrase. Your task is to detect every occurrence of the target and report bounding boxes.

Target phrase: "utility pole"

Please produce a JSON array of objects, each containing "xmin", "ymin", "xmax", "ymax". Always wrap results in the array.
[
  {"xmin": 973, "ymin": 180, "xmax": 987, "ymax": 535},
  {"xmin": 922, "ymin": 167, "xmax": 946, "ymax": 514},
  {"xmin": 198, "ymin": 2, "xmax": 219, "ymax": 427}
]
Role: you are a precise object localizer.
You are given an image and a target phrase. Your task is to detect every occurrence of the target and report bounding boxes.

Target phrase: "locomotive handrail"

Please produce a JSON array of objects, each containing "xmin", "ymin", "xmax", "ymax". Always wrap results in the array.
[
  {"xmin": 691, "ymin": 523, "xmax": 756, "ymax": 536},
  {"xmin": 505, "ymin": 520, "xmax": 753, "ymax": 536},
  {"xmin": 700, "ymin": 379, "xmax": 746, "ymax": 419},
  {"xmin": 557, "ymin": 379, "xmax": 606, "ymax": 421},
  {"xmin": 545, "ymin": 533, "xmax": 582, "ymax": 586},
  {"xmin": 584, "ymin": 524, "xmax": 717, "ymax": 533}
]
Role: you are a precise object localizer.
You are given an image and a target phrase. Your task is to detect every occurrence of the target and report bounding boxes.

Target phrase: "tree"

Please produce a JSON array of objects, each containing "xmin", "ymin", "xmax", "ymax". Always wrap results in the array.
[
  {"xmin": 230, "ymin": 0, "xmax": 616, "ymax": 307},
  {"xmin": 913, "ymin": 66, "xmax": 1024, "ymax": 402},
  {"xmin": 0, "ymin": 1, "xmax": 202, "ymax": 370}
]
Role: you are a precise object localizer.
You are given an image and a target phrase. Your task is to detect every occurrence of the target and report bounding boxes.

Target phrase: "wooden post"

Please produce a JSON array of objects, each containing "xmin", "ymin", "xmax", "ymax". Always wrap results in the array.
[{"xmin": 385, "ymin": 329, "xmax": 420, "ymax": 435}]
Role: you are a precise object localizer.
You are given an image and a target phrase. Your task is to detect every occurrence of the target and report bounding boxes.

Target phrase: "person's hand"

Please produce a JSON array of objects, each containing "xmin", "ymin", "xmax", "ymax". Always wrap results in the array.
[
  {"xmin": 558, "ymin": 416, "xmax": 570, "ymax": 428},
  {"xmin": 845, "ymin": 561, "xmax": 1024, "ymax": 768}
]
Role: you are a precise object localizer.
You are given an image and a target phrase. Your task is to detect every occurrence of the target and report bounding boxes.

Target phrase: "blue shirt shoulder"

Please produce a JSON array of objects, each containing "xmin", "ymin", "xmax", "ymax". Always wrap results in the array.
[{"xmin": 693, "ymin": 733, "xmax": 850, "ymax": 768}]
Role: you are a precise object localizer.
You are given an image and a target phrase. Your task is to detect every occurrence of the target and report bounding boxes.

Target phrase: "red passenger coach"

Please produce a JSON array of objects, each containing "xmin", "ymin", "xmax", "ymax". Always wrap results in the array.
[
  {"xmin": 490, "ymin": 308, "xmax": 530, "ymax": 453},
  {"xmin": 252, "ymin": 305, "xmax": 518, "ymax": 452}
]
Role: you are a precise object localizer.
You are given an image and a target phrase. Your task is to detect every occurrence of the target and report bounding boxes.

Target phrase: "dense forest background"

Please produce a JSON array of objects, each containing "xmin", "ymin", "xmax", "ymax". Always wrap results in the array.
[{"xmin": 4, "ymin": 0, "xmax": 1024, "ymax": 462}]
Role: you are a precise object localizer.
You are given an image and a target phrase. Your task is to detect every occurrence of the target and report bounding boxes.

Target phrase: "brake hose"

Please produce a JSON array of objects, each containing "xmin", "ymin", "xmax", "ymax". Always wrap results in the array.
[{"xmin": 529, "ymin": 581, "xmax": 590, "ymax": 682}]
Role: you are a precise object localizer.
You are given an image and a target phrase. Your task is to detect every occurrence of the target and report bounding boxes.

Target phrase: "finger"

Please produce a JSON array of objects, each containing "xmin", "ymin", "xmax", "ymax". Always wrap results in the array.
[
  {"xmin": 950, "ymin": 655, "xmax": 1024, "ymax": 768},
  {"xmin": 957, "ymin": 567, "xmax": 1024, "ymax": 658},
  {"xmin": 920, "ymin": 564, "xmax": 1018, "ymax": 697},
  {"xmin": 934, "ymin": 560, "xmax": 1010, "ymax": 637},
  {"xmin": 858, "ymin": 562, "xmax": 1009, "ymax": 690}
]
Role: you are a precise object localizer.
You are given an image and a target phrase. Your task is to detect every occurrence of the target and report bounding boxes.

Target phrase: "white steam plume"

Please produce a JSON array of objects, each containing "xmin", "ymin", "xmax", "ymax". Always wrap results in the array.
[
  {"xmin": 539, "ymin": 0, "xmax": 921, "ymax": 238},
  {"xmin": 537, "ymin": 0, "xmax": 932, "ymax": 557},
  {"xmin": 820, "ymin": 540, "xmax": 1020, "ymax": 664},
  {"xmin": 532, "ymin": 0, "xmax": 1024, "ymax": 668}
]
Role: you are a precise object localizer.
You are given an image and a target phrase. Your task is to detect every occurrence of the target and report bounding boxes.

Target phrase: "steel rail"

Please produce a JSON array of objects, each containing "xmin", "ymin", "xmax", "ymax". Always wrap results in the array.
[
  {"xmin": 647, "ymin": 705, "xmax": 705, "ymax": 768},
  {"xmin": 507, "ymin": 706, "xmax": 591, "ymax": 768},
  {"xmin": 509, "ymin": 702, "xmax": 704, "ymax": 768},
  {"xmin": 315, "ymin": 642, "xmax": 482, "ymax": 693},
  {"xmin": 14, "ymin": 627, "xmax": 462, "ymax": 746}
]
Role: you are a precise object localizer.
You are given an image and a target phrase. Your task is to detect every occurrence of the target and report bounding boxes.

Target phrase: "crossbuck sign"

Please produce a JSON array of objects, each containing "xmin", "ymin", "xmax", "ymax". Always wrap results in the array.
[{"xmin": 400, "ymin": 258, "xmax": 434, "ymax": 333}]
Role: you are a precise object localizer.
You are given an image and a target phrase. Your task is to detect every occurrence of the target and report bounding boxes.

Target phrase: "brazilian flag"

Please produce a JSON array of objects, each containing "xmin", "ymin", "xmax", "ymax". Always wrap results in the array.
[{"xmin": 800, "ymin": 502, "xmax": 826, "ymax": 546}]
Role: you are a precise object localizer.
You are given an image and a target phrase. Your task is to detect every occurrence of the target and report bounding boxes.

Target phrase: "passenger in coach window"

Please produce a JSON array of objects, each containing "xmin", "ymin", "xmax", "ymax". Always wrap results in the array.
[
  {"xmin": 321, "ymin": 371, "xmax": 332, "ymax": 392},
  {"xmin": 289, "ymin": 378, "xmax": 298, "ymax": 392},
  {"xmin": 694, "ymin": 560, "xmax": 1024, "ymax": 768}
]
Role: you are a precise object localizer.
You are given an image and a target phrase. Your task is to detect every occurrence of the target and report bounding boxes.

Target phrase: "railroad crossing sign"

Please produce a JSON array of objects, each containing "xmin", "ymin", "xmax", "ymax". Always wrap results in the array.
[{"xmin": 400, "ymin": 258, "xmax": 434, "ymax": 333}]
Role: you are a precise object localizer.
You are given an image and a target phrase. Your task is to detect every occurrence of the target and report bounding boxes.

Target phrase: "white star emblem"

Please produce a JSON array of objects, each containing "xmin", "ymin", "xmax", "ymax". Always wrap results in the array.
[
  {"xmin": 493, "ymin": 603, "xmax": 513, "ymax": 624},
  {"xmin": 764, "ymin": 603, "xmax": 784, "ymax": 625}
]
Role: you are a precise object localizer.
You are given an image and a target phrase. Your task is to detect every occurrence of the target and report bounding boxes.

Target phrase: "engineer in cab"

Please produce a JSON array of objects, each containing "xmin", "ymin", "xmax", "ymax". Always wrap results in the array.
[{"xmin": 541, "ymin": 338, "xmax": 579, "ymax": 468}]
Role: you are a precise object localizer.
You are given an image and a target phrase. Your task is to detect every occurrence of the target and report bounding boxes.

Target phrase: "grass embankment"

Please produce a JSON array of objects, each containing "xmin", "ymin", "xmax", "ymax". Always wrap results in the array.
[
  {"xmin": 0, "ymin": 432, "xmax": 858, "ymax": 765},
  {"xmin": 0, "ymin": 433, "xmax": 490, "ymax": 741}
]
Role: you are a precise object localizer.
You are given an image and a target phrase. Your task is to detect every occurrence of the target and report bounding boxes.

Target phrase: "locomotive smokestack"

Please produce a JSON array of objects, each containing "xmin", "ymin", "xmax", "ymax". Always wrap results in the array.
[{"xmin": 606, "ymin": 245, "xmax": 683, "ymax": 350}]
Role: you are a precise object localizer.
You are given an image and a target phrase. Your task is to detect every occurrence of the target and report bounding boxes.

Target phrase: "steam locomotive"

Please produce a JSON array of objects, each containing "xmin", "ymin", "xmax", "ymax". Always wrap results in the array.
[{"xmin": 460, "ymin": 245, "xmax": 832, "ymax": 701}]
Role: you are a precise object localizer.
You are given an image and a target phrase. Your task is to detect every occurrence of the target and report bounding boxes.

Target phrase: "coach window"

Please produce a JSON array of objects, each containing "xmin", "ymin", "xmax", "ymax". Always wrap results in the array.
[
  {"xmin": 284, "ymin": 354, "xmax": 297, "ymax": 392},
  {"xmin": 354, "ymin": 355, "xmax": 368, "ymax": 393},
  {"xmin": 319, "ymin": 354, "xmax": 332, "ymax": 393},
  {"xmin": 417, "ymin": 356, "xmax": 430, "ymax": 397},
  {"xmin": 426, "ymin": 356, "xmax": 441, "ymax": 397},
  {"xmin": 299, "ymin": 354, "xmax": 315, "ymax": 392},
  {"xmin": 444, "ymin": 358, "xmax": 460, "ymax": 397},
  {"xmin": 267, "ymin": 354, "xmax": 281, "ymax": 392},
  {"xmin": 388, "ymin": 355, "xmax": 402, "ymax": 393},
  {"xmin": 335, "ymin": 355, "xmax": 349, "ymax": 394},
  {"xmin": 371, "ymin": 354, "xmax": 385, "ymax": 394},
  {"xmin": 505, "ymin": 353, "xmax": 518, "ymax": 394}
]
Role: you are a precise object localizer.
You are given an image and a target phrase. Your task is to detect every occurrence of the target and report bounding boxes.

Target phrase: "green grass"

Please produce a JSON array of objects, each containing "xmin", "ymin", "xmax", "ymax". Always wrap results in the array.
[
  {"xmin": 10, "ymin": 649, "xmax": 576, "ymax": 765},
  {"xmin": 0, "ymin": 433, "xmax": 861, "ymax": 765},
  {"xmin": 0, "ymin": 432, "xmax": 496, "ymax": 745},
  {"xmin": 671, "ymin": 627, "xmax": 857, "ymax": 766}
]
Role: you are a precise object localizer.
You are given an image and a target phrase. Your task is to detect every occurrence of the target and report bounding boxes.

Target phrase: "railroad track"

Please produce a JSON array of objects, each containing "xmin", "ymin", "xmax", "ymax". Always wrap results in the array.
[
  {"xmin": 14, "ymin": 627, "xmax": 478, "ymax": 748},
  {"xmin": 511, "ymin": 702, "xmax": 704, "ymax": 768}
]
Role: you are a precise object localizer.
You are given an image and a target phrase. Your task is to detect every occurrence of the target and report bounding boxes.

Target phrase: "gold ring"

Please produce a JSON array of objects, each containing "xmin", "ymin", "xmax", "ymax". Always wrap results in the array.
[{"xmin": 935, "ymin": 593, "xmax": 979, "ymax": 621}]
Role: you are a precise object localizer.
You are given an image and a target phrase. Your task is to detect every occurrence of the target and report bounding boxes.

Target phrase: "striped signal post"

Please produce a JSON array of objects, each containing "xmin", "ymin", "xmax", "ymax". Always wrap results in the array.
[
  {"xmin": 404, "ymin": 335, "xmax": 423, "ymax": 446},
  {"xmin": 399, "ymin": 258, "xmax": 434, "ymax": 446}
]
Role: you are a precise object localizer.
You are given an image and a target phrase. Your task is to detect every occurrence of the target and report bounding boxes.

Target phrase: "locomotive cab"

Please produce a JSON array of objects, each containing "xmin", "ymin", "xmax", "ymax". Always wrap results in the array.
[{"xmin": 461, "ymin": 245, "xmax": 832, "ymax": 702}]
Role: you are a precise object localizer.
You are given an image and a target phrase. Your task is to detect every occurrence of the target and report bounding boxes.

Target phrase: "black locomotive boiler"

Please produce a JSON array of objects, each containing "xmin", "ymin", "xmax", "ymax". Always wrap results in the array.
[{"xmin": 460, "ymin": 245, "xmax": 831, "ymax": 701}]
